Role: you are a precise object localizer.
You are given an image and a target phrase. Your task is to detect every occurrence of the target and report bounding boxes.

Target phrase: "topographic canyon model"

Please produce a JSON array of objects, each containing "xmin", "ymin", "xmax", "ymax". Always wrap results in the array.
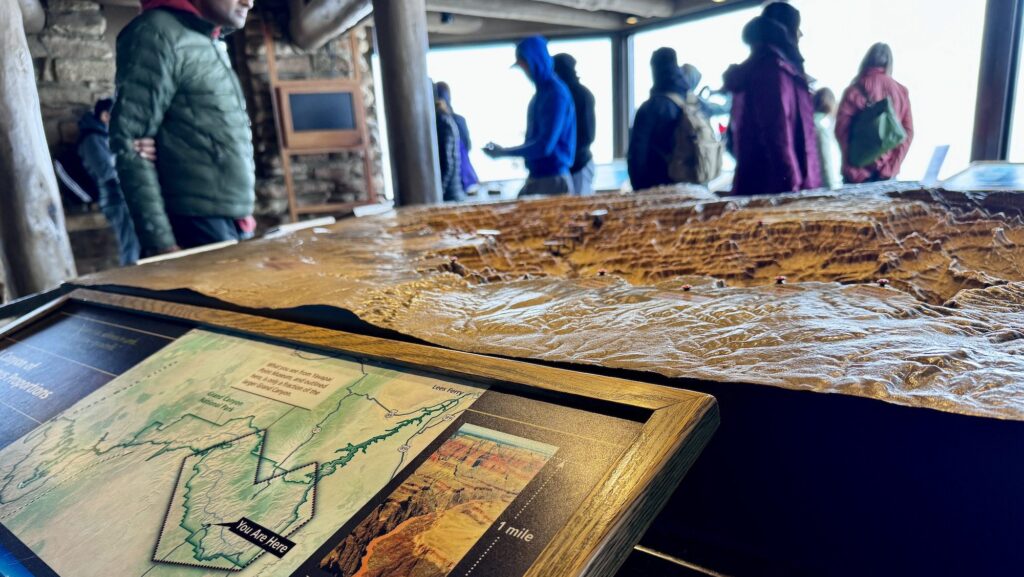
[{"xmin": 81, "ymin": 182, "xmax": 1024, "ymax": 420}]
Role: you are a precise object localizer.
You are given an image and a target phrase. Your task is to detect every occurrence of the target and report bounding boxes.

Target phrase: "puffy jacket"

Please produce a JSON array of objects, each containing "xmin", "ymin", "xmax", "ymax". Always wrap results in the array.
[
  {"xmin": 496, "ymin": 36, "xmax": 576, "ymax": 178},
  {"xmin": 835, "ymin": 67, "xmax": 914, "ymax": 183},
  {"xmin": 110, "ymin": 7, "xmax": 254, "ymax": 252}
]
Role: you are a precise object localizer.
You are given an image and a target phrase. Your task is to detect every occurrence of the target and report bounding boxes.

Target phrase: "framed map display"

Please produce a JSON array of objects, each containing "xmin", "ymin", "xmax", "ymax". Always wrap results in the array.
[{"xmin": 0, "ymin": 289, "xmax": 717, "ymax": 577}]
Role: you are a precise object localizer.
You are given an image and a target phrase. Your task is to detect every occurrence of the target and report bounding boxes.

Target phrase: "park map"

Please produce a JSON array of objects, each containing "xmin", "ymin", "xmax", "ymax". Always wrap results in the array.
[{"xmin": 0, "ymin": 329, "xmax": 485, "ymax": 577}]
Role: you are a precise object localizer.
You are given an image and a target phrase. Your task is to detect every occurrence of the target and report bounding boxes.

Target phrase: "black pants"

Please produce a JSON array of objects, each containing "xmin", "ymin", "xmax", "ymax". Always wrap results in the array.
[{"xmin": 168, "ymin": 215, "xmax": 246, "ymax": 250}]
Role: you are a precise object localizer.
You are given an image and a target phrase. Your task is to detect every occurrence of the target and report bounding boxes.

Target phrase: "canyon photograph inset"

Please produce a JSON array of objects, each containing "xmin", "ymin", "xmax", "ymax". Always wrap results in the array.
[{"xmin": 317, "ymin": 424, "xmax": 557, "ymax": 577}]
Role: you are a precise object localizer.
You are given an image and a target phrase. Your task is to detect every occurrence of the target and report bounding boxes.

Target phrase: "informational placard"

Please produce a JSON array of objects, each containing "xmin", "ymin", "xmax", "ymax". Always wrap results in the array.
[
  {"xmin": 0, "ymin": 300, "xmax": 650, "ymax": 577},
  {"xmin": 0, "ymin": 303, "xmax": 188, "ymax": 448},
  {"xmin": 942, "ymin": 161, "xmax": 1024, "ymax": 191}
]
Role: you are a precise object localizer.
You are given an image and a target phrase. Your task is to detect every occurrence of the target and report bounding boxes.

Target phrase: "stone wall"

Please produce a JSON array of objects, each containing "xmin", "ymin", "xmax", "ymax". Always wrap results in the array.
[
  {"xmin": 29, "ymin": 0, "xmax": 114, "ymax": 156},
  {"xmin": 26, "ymin": 2, "xmax": 384, "ymax": 273},
  {"xmin": 239, "ymin": 6, "xmax": 384, "ymax": 226}
]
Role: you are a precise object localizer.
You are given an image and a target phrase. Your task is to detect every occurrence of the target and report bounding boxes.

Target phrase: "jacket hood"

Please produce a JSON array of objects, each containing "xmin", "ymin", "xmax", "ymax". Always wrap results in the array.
[
  {"xmin": 78, "ymin": 111, "xmax": 108, "ymax": 137},
  {"xmin": 651, "ymin": 47, "xmax": 689, "ymax": 96},
  {"xmin": 553, "ymin": 53, "xmax": 579, "ymax": 85},
  {"xmin": 741, "ymin": 15, "xmax": 804, "ymax": 72},
  {"xmin": 435, "ymin": 82, "xmax": 452, "ymax": 108},
  {"xmin": 141, "ymin": 0, "xmax": 224, "ymax": 37},
  {"xmin": 516, "ymin": 35, "xmax": 555, "ymax": 84},
  {"xmin": 723, "ymin": 43, "xmax": 806, "ymax": 94},
  {"xmin": 680, "ymin": 63, "xmax": 702, "ymax": 92},
  {"xmin": 762, "ymin": 2, "xmax": 801, "ymax": 42},
  {"xmin": 141, "ymin": 0, "xmax": 201, "ymax": 17}
]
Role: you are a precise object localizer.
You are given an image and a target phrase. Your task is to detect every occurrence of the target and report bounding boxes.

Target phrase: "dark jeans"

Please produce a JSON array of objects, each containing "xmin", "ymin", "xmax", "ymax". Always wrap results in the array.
[
  {"xmin": 168, "ymin": 215, "xmax": 249, "ymax": 250},
  {"xmin": 99, "ymin": 183, "xmax": 140, "ymax": 266}
]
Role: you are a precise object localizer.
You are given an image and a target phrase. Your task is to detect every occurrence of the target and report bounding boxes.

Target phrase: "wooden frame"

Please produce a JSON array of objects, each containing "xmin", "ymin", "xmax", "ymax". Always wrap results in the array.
[
  {"xmin": 2, "ymin": 288, "xmax": 718, "ymax": 577},
  {"xmin": 276, "ymin": 79, "xmax": 365, "ymax": 150},
  {"xmin": 261, "ymin": 21, "xmax": 379, "ymax": 222}
]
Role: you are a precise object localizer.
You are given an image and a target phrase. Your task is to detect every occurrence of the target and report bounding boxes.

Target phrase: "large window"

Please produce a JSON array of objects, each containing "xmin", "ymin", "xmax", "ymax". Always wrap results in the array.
[
  {"xmin": 632, "ymin": 0, "xmax": 986, "ymax": 180},
  {"xmin": 632, "ymin": 7, "xmax": 759, "ymax": 116},
  {"xmin": 427, "ymin": 38, "xmax": 613, "ymax": 183},
  {"xmin": 1009, "ymin": 9, "xmax": 1024, "ymax": 161}
]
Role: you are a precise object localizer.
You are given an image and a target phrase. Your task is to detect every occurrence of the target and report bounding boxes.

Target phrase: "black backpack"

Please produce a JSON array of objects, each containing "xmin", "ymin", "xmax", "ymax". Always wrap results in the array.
[{"xmin": 54, "ymin": 145, "xmax": 98, "ymax": 207}]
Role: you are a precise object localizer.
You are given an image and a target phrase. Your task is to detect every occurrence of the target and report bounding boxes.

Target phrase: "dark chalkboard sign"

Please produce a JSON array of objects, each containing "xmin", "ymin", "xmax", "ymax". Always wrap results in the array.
[
  {"xmin": 288, "ymin": 92, "xmax": 356, "ymax": 132},
  {"xmin": 276, "ymin": 80, "xmax": 363, "ymax": 150}
]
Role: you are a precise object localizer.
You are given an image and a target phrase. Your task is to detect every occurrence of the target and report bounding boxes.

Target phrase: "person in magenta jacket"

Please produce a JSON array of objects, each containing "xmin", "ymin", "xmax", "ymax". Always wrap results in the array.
[
  {"xmin": 723, "ymin": 3, "xmax": 821, "ymax": 195},
  {"xmin": 835, "ymin": 43, "xmax": 915, "ymax": 184}
]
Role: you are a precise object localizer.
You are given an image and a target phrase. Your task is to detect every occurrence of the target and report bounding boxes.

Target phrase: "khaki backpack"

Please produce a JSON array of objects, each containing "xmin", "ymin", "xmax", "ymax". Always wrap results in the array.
[{"xmin": 665, "ymin": 92, "xmax": 723, "ymax": 185}]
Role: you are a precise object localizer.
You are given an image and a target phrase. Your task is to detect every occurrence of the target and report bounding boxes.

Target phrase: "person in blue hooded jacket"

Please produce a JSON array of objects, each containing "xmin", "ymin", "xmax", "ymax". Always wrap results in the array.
[{"xmin": 484, "ymin": 35, "xmax": 577, "ymax": 197}]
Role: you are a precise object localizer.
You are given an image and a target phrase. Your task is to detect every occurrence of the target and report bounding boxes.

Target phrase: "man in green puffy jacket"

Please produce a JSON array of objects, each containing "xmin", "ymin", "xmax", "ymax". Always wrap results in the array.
[{"xmin": 110, "ymin": 0, "xmax": 256, "ymax": 256}]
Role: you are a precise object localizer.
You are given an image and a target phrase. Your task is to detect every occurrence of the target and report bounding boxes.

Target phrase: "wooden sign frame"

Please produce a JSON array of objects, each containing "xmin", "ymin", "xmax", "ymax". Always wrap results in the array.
[
  {"xmin": 261, "ymin": 21, "xmax": 379, "ymax": 222},
  {"xmin": 275, "ymin": 79, "xmax": 365, "ymax": 151},
  {"xmin": 1, "ymin": 288, "xmax": 718, "ymax": 577}
]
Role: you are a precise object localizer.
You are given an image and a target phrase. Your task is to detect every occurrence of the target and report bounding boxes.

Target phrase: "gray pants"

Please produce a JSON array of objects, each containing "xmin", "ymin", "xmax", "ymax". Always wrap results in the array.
[
  {"xmin": 571, "ymin": 160, "xmax": 596, "ymax": 196},
  {"xmin": 518, "ymin": 173, "xmax": 574, "ymax": 197}
]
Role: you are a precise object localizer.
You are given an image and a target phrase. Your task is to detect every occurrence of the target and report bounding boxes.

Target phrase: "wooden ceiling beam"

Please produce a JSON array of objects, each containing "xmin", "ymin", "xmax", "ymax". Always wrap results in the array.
[
  {"xmin": 289, "ymin": 0, "xmax": 372, "ymax": 51},
  {"xmin": 534, "ymin": 0, "xmax": 674, "ymax": 18},
  {"xmin": 426, "ymin": 12, "xmax": 485, "ymax": 34},
  {"xmin": 426, "ymin": 0, "xmax": 625, "ymax": 30},
  {"xmin": 18, "ymin": 0, "xmax": 44, "ymax": 33}
]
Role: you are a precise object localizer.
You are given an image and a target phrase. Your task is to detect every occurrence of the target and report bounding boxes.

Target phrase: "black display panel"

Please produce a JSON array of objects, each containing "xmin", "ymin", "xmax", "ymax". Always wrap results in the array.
[{"xmin": 289, "ymin": 92, "xmax": 356, "ymax": 132}]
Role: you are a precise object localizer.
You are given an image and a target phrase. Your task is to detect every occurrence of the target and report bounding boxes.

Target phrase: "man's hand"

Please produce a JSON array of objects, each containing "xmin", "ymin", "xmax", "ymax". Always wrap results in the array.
[
  {"xmin": 133, "ymin": 138, "xmax": 157, "ymax": 163},
  {"xmin": 483, "ymin": 142, "xmax": 505, "ymax": 158}
]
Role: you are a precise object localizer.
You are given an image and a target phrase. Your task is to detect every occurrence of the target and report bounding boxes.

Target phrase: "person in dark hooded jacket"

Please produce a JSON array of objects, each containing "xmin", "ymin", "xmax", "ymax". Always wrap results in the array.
[
  {"xmin": 627, "ymin": 47, "xmax": 691, "ymax": 191},
  {"xmin": 723, "ymin": 2, "xmax": 821, "ymax": 195},
  {"xmin": 553, "ymin": 53, "xmax": 596, "ymax": 196},
  {"xmin": 484, "ymin": 35, "xmax": 576, "ymax": 197},
  {"xmin": 436, "ymin": 82, "xmax": 479, "ymax": 193},
  {"xmin": 434, "ymin": 84, "xmax": 464, "ymax": 202},
  {"xmin": 78, "ymin": 98, "xmax": 140, "ymax": 266}
]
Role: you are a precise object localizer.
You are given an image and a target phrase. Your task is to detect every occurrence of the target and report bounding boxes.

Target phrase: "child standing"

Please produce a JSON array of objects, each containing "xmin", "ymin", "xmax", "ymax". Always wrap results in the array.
[{"xmin": 813, "ymin": 88, "xmax": 843, "ymax": 190}]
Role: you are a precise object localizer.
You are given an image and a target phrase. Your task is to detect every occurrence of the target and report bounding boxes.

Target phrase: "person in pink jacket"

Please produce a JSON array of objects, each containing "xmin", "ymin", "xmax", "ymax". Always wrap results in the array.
[{"xmin": 835, "ymin": 43, "xmax": 915, "ymax": 183}]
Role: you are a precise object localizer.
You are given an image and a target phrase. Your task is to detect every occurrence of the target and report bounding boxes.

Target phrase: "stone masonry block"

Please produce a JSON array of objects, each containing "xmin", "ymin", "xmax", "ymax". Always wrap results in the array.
[
  {"xmin": 47, "ymin": 0, "xmax": 101, "ymax": 11},
  {"xmin": 49, "ymin": 10, "xmax": 107, "ymax": 36},
  {"xmin": 55, "ymin": 58, "xmax": 115, "ymax": 84},
  {"xmin": 37, "ymin": 83, "xmax": 96, "ymax": 106},
  {"xmin": 39, "ymin": 34, "xmax": 112, "ymax": 59},
  {"xmin": 274, "ymin": 56, "xmax": 313, "ymax": 75}
]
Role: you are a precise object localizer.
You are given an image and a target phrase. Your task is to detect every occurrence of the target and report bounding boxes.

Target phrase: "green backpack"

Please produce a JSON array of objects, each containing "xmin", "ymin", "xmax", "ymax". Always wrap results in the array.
[{"xmin": 847, "ymin": 83, "xmax": 907, "ymax": 168}]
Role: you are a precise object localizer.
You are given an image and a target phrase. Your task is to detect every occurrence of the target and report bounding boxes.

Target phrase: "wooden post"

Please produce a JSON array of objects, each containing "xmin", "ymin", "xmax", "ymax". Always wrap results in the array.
[
  {"xmin": 0, "ymin": 0, "xmax": 77, "ymax": 299},
  {"xmin": 611, "ymin": 32, "xmax": 633, "ymax": 159},
  {"xmin": 971, "ymin": 0, "xmax": 1024, "ymax": 161},
  {"xmin": 372, "ymin": 0, "xmax": 441, "ymax": 206}
]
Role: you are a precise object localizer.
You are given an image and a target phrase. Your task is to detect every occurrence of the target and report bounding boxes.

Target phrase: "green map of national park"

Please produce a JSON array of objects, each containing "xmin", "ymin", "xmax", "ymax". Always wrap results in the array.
[{"xmin": 0, "ymin": 330, "xmax": 484, "ymax": 577}]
